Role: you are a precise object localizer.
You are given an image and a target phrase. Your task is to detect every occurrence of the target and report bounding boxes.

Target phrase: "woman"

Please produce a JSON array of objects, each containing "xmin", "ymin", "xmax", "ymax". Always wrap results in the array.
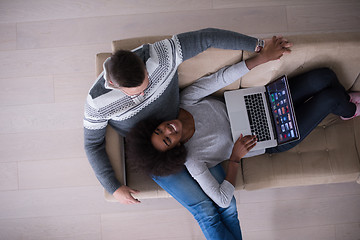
[{"xmin": 126, "ymin": 37, "xmax": 360, "ymax": 240}]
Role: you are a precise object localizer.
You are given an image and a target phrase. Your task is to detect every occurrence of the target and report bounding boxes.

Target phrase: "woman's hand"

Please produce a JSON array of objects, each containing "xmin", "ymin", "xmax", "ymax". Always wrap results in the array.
[
  {"xmin": 230, "ymin": 134, "xmax": 257, "ymax": 162},
  {"xmin": 226, "ymin": 134, "xmax": 257, "ymax": 186}
]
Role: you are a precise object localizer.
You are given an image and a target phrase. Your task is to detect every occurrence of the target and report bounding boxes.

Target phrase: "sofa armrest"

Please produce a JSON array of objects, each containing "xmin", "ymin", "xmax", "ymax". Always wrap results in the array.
[
  {"xmin": 350, "ymin": 73, "xmax": 360, "ymax": 91},
  {"xmin": 95, "ymin": 53, "xmax": 112, "ymax": 76},
  {"xmin": 351, "ymin": 75, "xmax": 360, "ymax": 177},
  {"xmin": 104, "ymin": 125, "xmax": 126, "ymax": 202}
]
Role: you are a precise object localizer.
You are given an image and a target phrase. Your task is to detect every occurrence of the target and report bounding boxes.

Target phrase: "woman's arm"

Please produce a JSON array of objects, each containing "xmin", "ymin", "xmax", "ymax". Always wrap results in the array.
[
  {"xmin": 185, "ymin": 135, "xmax": 256, "ymax": 208},
  {"xmin": 179, "ymin": 36, "xmax": 293, "ymax": 106},
  {"xmin": 186, "ymin": 163, "xmax": 235, "ymax": 208},
  {"xmin": 225, "ymin": 134, "xmax": 257, "ymax": 185},
  {"xmin": 180, "ymin": 61, "xmax": 249, "ymax": 105}
]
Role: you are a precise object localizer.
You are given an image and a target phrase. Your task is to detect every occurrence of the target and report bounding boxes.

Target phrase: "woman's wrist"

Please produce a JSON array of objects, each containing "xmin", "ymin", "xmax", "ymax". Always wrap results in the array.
[
  {"xmin": 229, "ymin": 159, "xmax": 242, "ymax": 164},
  {"xmin": 245, "ymin": 54, "xmax": 268, "ymax": 70}
]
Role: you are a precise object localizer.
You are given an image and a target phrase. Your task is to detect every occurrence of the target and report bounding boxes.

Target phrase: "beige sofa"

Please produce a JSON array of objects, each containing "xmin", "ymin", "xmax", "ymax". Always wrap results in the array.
[{"xmin": 96, "ymin": 32, "xmax": 360, "ymax": 202}]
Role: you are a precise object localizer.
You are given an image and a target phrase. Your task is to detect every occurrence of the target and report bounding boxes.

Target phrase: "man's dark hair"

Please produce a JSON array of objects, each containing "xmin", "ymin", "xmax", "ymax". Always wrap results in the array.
[
  {"xmin": 126, "ymin": 119, "xmax": 187, "ymax": 177},
  {"xmin": 109, "ymin": 50, "xmax": 145, "ymax": 88}
]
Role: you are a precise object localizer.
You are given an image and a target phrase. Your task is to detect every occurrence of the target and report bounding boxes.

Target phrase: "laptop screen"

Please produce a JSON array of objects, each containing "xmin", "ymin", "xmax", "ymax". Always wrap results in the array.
[{"xmin": 266, "ymin": 76, "xmax": 300, "ymax": 145}]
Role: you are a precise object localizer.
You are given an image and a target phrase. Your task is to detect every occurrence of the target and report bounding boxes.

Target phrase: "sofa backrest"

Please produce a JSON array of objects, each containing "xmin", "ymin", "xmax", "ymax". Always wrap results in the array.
[
  {"xmin": 111, "ymin": 32, "xmax": 360, "ymax": 94},
  {"xmin": 112, "ymin": 35, "xmax": 244, "ymax": 95},
  {"xmin": 241, "ymin": 32, "xmax": 360, "ymax": 91}
]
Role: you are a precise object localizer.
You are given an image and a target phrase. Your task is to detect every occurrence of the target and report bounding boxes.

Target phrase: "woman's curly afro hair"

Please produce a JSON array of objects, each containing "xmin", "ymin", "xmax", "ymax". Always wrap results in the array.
[{"xmin": 125, "ymin": 119, "xmax": 187, "ymax": 177}]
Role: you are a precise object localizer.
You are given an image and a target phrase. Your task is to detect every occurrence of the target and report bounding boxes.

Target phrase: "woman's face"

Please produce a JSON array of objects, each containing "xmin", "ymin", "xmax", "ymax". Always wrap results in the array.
[{"xmin": 151, "ymin": 120, "xmax": 183, "ymax": 152}]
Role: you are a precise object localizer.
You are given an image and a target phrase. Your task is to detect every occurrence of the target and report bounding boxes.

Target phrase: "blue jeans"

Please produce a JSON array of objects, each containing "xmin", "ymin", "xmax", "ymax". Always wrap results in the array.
[
  {"xmin": 152, "ymin": 29, "xmax": 257, "ymax": 240},
  {"xmin": 153, "ymin": 164, "xmax": 242, "ymax": 240},
  {"xmin": 267, "ymin": 68, "xmax": 356, "ymax": 153}
]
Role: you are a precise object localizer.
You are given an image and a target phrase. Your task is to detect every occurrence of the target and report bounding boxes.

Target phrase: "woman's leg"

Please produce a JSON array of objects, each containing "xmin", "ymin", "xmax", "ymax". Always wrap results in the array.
[
  {"xmin": 288, "ymin": 68, "xmax": 348, "ymax": 107},
  {"xmin": 267, "ymin": 68, "xmax": 356, "ymax": 153},
  {"xmin": 209, "ymin": 164, "xmax": 242, "ymax": 240},
  {"xmin": 153, "ymin": 166, "xmax": 240, "ymax": 240}
]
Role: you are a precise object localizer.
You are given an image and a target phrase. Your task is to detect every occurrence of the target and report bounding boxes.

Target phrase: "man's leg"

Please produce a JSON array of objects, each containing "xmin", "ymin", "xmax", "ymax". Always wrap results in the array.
[{"xmin": 153, "ymin": 167, "xmax": 238, "ymax": 240}]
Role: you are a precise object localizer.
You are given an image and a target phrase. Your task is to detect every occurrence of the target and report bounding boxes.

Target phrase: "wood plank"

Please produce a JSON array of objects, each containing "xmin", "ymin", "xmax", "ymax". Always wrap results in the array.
[
  {"xmin": 54, "ymin": 72, "xmax": 94, "ymax": 103},
  {"xmin": 0, "ymin": 186, "xmax": 111, "ymax": 219},
  {"xmin": 16, "ymin": 6, "xmax": 287, "ymax": 49},
  {"xmin": 0, "ymin": 102, "xmax": 84, "ymax": 134},
  {"xmin": 243, "ymin": 225, "xmax": 336, "ymax": 240},
  {"xmin": 0, "ymin": 0, "xmax": 212, "ymax": 23},
  {"xmin": 102, "ymin": 209, "xmax": 205, "ymax": 240},
  {"xmin": 213, "ymin": 0, "xmax": 358, "ymax": 8},
  {"xmin": 0, "ymin": 214, "xmax": 101, "ymax": 240},
  {"xmin": 0, "ymin": 162, "xmax": 18, "ymax": 191},
  {"xmin": 0, "ymin": 186, "xmax": 183, "ymax": 219},
  {"xmin": 0, "ymin": 75, "xmax": 54, "ymax": 106},
  {"xmin": 18, "ymin": 158, "xmax": 99, "ymax": 190},
  {"xmin": 287, "ymin": 3, "xmax": 360, "ymax": 32},
  {"xmin": 335, "ymin": 223, "xmax": 360, "ymax": 240},
  {"xmin": 238, "ymin": 194, "xmax": 360, "ymax": 232},
  {"xmin": 0, "ymin": 22, "xmax": 16, "ymax": 51},
  {"xmin": 0, "ymin": 130, "xmax": 85, "ymax": 163},
  {"xmin": 0, "ymin": 43, "xmax": 109, "ymax": 79}
]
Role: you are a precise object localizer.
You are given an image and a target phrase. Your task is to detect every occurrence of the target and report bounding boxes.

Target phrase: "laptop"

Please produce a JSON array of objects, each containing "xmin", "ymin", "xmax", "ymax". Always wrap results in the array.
[{"xmin": 224, "ymin": 75, "xmax": 300, "ymax": 157}]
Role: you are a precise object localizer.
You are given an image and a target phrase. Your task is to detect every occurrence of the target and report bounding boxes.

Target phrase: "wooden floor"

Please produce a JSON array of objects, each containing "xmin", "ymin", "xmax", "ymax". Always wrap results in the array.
[{"xmin": 1, "ymin": 0, "xmax": 360, "ymax": 239}]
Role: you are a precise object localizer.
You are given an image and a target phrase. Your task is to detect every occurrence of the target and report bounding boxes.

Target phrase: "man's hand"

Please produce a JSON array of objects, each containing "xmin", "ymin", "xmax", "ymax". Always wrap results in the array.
[
  {"xmin": 245, "ymin": 36, "xmax": 293, "ymax": 70},
  {"xmin": 113, "ymin": 185, "xmax": 141, "ymax": 204},
  {"xmin": 230, "ymin": 134, "xmax": 257, "ymax": 162},
  {"xmin": 261, "ymin": 36, "xmax": 293, "ymax": 61}
]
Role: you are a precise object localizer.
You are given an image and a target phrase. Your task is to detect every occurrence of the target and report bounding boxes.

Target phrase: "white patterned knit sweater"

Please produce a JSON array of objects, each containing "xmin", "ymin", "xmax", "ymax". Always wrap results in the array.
[{"xmin": 84, "ymin": 36, "xmax": 183, "ymax": 132}]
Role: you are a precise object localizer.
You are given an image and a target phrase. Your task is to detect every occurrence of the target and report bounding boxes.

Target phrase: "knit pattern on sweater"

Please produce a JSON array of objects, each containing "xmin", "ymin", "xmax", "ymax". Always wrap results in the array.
[{"xmin": 84, "ymin": 35, "xmax": 183, "ymax": 130}]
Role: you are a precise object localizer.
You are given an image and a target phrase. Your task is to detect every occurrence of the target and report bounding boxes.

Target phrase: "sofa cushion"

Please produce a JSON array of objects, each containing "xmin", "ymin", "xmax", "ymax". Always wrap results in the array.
[
  {"xmin": 177, "ymin": 48, "xmax": 243, "ymax": 95},
  {"xmin": 242, "ymin": 115, "xmax": 360, "ymax": 190}
]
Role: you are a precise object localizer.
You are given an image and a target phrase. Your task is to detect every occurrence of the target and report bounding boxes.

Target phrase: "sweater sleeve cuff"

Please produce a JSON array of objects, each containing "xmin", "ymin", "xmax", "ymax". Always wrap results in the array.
[
  {"xmin": 223, "ymin": 60, "xmax": 250, "ymax": 82},
  {"xmin": 222, "ymin": 180, "xmax": 236, "ymax": 193}
]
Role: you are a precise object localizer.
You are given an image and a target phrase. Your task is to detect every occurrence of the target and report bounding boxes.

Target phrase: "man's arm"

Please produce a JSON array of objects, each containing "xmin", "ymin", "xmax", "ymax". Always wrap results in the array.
[
  {"xmin": 245, "ymin": 36, "xmax": 292, "ymax": 70},
  {"xmin": 176, "ymin": 28, "xmax": 258, "ymax": 62},
  {"xmin": 84, "ymin": 127, "xmax": 121, "ymax": 193},
  {"xmin": 84, "ymin": 127, "xmax": 141, "ymax": 204}
]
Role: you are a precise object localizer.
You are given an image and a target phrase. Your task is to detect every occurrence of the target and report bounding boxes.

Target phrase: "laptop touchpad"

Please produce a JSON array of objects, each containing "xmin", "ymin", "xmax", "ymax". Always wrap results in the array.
[{"xmin": 230, "ymin": 111, "xmax": 249, "ymax": 132}]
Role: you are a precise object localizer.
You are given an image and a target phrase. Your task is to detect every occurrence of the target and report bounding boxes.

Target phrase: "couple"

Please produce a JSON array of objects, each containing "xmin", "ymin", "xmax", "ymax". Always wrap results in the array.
[{"xmin": 84, "ymin": 28, "xmax": 360, "ymax": 240}]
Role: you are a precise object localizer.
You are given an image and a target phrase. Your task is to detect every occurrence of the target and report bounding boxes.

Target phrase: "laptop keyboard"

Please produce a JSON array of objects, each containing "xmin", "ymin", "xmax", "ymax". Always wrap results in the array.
[{"xmin": 244, "ymin": 93, "xmax": 271, "ymax": 142}]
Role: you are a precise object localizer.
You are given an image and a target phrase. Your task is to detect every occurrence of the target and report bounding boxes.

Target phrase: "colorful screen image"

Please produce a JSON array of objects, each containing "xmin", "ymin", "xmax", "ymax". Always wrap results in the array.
[{"xmin": 266, "ymin": 76, "xmax": 299, "ymax": 145}]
